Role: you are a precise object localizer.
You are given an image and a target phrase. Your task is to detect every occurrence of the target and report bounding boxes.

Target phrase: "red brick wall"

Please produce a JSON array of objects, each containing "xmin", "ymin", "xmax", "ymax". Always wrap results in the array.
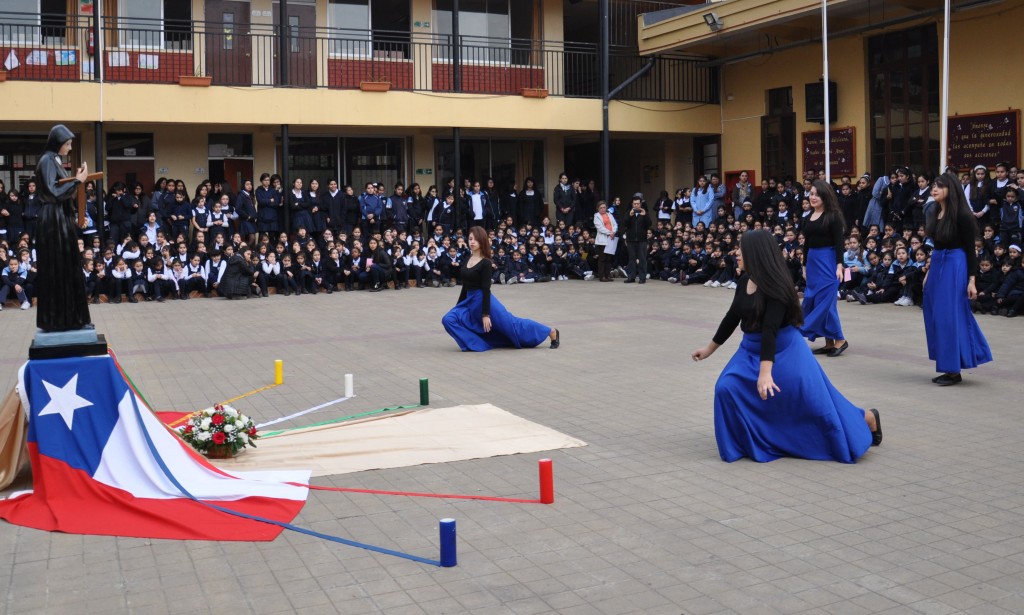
[
  {"xmin": 327, "ymin": 58, "xmax": 413, "ymax": 90},
  {"xmin": 103, "ymin": 50, "xmax": 194, "ymax": 84},
  {"xmin": 0, "ymin": 46, "xmax": 80, "ymax": 81},
  {"xmin": 431, "ymin": 64, "xmax": 544, "ymax": 94}
]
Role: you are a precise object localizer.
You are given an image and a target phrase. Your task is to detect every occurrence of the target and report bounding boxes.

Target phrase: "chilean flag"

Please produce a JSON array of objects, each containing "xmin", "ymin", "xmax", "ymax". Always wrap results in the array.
[{"xmin": 0, "ymin": 354, "xmax": 310, "ymax": 541}]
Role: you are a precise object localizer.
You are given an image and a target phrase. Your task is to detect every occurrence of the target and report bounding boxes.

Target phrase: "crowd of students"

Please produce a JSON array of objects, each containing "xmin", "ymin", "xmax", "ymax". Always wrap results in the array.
[{"xmin": 1, "ymin": 162, "xmax": 1021, "ymax": 317}]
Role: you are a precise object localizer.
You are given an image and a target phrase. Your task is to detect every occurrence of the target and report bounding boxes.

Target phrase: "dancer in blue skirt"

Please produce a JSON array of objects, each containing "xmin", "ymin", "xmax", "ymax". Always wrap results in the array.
[
  {"xmin": 923, "ymin": 174, "xmax": 992, "ymax": 386},
  {"xmin": 692, "ymin": 230, "xmax": 881, "ymax": 463},
  {"xmin": 442, "ymin": 226, "xmax": 559, "ymax": 352},
  {"xmin": 801, "ymin": 181, "xmax": 849, "ymax": 357}
]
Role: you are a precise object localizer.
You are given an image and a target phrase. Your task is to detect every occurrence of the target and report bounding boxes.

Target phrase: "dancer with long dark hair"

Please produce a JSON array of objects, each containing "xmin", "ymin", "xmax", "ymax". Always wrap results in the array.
[
  {"xmin": 692, "ymin": 230, "xmax": 881, "ymax": 463},
  {"xmin": 442, "ymin": 226, "xmax": 559, "ymax": 352},
  {"xmin": 801, "ymin": 180, "xmax": 849, "ymax": 356},
  {"xmin": 923, "ymin": 174, "xmax": 993, "ymax": 386}
]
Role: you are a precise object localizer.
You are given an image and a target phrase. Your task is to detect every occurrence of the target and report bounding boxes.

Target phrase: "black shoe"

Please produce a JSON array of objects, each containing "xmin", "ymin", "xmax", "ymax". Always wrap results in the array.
[
  {"xmin": 129, "ymin": 296, "xmax": 138, "ymax": 303},
  {"xmin": 1007, "ymin": 310, "xmax": 1018, "ymax": 318},
  {"xmin": 851, "ymin": 290, "xmax": 867, "ymax": 305},
  {"xmin": 111, "ymin": 297, "xmax": 121, "ymax": 304},
  {"xmin": 156, "ymin": 296, "xmax": 165, "ymax": 302},
  {"xmin": 933, "ymin": 372, "xmax": 962, "ymax": 386},
  {"xmin": 812, "ymin": 346, "xmax": 834, "ymax": 355},
  {"xmin": 263, "ymin": 292, "xmax": 270, "ymax": 297},
  {"xmin": 550, "ymin": 329, "xmax": 560, "ymax": 349},
  {"xmin": 638, "ymin": 279, "xmax": 646, "ymax": 284},
  {"xmin": 624, "ymin": 279, "xmax": 635, "ymax": 284},
  {"xmin": 869, "ymin": 408, "xmax": 882, "ymax": 446},
  {"xmin": 826, "ymin": 341, "xmax": 849, "ymax": 357}
]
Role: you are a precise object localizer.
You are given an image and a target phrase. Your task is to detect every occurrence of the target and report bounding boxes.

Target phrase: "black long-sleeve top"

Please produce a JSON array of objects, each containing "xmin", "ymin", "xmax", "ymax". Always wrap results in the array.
[
  {"xmin": 712, "ymin": 275, "xmax": 789, "ymax": 362},
  {"xmin": 458, "ymin": 258, "xmax": 492, "ymax": 316},
  {"xmin": 801, "ymin": 213, "xmax": 844, "ymax": 264},
  {"xmin": 928, "ymin": 207, "xmax": 979, "ymax": 273}
]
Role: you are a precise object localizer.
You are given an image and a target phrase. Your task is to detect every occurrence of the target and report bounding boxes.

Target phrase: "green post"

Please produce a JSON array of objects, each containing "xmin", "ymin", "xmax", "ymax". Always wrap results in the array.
[{"xmin": 419, "ymin": 378, "xmax": 429, "ymax": 406}]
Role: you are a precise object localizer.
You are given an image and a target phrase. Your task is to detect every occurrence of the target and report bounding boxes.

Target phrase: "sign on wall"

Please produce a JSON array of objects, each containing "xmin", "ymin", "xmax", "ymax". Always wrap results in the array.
[
  {"xmin": 946, "ymin": 110, "xmax": 1020, "ymax": 170},
  {"xmin": 802, "ymin": 127, "xmax": 856, "ymax": 176}
]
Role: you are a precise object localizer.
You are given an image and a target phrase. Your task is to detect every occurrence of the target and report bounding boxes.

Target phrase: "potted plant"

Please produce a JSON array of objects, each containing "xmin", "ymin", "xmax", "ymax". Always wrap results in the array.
[
  {"xmin": 178, "ymin": 404, "xmax": 259, "ymax": 459},
  {"xmin": 178, "ymin": 72, "xmax": 212, "ymax": 87},
  {"xmin": 359, "ymin": 74, "xmax": 391, "ymax": 92},
  {"xmin": 521, "ymin": 87, "xmax": 549, "ymax": 98}
]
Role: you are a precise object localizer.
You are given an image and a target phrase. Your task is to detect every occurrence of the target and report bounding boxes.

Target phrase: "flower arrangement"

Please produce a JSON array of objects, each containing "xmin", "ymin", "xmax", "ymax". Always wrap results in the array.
[{"xmin": 179, "ymin": 404, "xmax": 258, "ymax": 458}]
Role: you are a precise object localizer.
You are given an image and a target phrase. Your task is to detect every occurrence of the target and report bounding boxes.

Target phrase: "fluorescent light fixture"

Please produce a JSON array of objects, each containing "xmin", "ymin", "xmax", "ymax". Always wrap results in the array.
[{"xmin": 703, "ymin": 12, "xmax": 724, "ymax": 31}]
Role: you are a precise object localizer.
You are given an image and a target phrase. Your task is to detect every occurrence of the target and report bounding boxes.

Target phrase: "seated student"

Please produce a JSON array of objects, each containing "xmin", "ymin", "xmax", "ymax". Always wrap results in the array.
[
  {"xmin": 850, "ymin": 251, "xmax": 903, "ymax": 305},
  {"xmin": 973, "ymin": 257, "xmax": 1002, "ymax": 314},
  {"xmin": 905, "ymin": 247, "xmax": 929, "ymax": 306},
  {"xmin": 422, "ymin": 245, "xmax": 442, "ymax": 287},
  {"xmin": 147, "ymin": 257, "xmax": 174, "ymax": 302},
  {"xmin": 277, "ymin": 253, "xmax": 301, "ymax": 295},
  {"xmin": 0, "ymin": 256, "xmax": 30, "ymax": 310},
  {"xmin": 108, "ymin": 257, "xmax": 130, "ymax": 304},
  {"xmin": 680, "ymin": 245, "xmax": 711, "ymax": 286},
  {"xmin": 308, "ymin": 249, "xmax": 333, "ymax": 294},
  {"xmin": 128, "ymin": 259, "xmax": 148, "ymax": 302},
  {"xmin": 82, "ymin": 258, "xmax": 98, "ymax": 303},
  {"xmin": 709, "ymin": 246, "xmax": 738, "ymax": 289},
  {"xmin": 658, "ymin": 238, "xmax": 682, "ymax": 282},
  {"xmin": 562, "ymin": 243, "xmax": 593, "ymax": 281},
  {"xmin": 437, "ymin": 245, "xmax": 461, "ymax": 287},
  {"xmin": 168, "ymin": 259, "xmax": 189, "ymax": 300},
  {"xmin": 220, "ymin": 245, "xmax": 261, "ymax": 300},
  {"xmin": 291, "ymin": 251, "xmax": 315, "ymax": 294},
  {"xmin": 504, "ymin": 248, "xmax": 535, "ymax": 284},
  {"xmin": 182, "ymin": 254, "xmax": 206, "ymax": 298},
  {"xmin": 892, "ymin": 247, "xmax": 921, "ymax": 307},
  {"xmin": 840, "ymin": 236, "xmax": 870, "ymax": 298},
  {"xmin": 91, "ymin": 259, "xmax": 111, "ymax": 304},
  {"xmin": 324, "ymin": 247, "xmax": 344, "ymax": 290},
  {"xmin": 259, "ymin": 250, "xmax": 284, "ymax": 296},
  {"xmin": 17, "ymin": 250, "xmax": 36, "ymax": 302},
  {"xmin": 406, "ymin": 247, "xmax": 428, "ymax": 288},
  {"xmin": 204, "ymin": 250, "xmax": 227, "ymax": 297},
  {"xmin": 346, "ymin": 246, "xmax": 369, "ymax": 290},
  {"xmin": 391, "ymin": 244, "xmax": 409, "ymax": 289},
  {"xmin": 993, "ymin": 262, "xmax": 1024, "ymax": 317}
]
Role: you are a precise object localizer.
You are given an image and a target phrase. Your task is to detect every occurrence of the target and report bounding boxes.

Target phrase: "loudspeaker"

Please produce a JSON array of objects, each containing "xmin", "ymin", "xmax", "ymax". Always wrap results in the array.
[{"xmin": 805, "ymin": 80, "xmax": 838, "ymax": 124}]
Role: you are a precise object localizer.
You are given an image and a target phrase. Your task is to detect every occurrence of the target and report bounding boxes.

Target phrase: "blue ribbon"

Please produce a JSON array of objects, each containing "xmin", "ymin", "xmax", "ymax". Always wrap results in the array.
[{"xmin": 127, "ymin": 392, "xmax": 441, "ymax": 566}]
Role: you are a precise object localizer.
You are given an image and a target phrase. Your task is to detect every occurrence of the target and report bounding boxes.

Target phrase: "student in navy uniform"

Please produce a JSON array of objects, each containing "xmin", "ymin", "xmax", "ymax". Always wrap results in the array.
[
  {"xmin": 922, "ymin": 173, "xmax": 992, "ymax": 386},
  {"xmin": 324, "ymin": 180, "xmax": 345, "ymax": 237},
  {"xmin": 972, "ymin": 257, "xmax": 1002, "ymax": 314},
  {"xmin": 127, "ymin": 259, "xmax": 148, "ymax": 302},
  {"xmin": 0, "ymin": 256, "xmax": 30, "ymax": 310},
  {"xmin": 359, "ymin": 182, "xmax": 382, "ymax": 236},
  {"xmin": 553, "ymin": 173, "xmax": 576, "ymax": 228},
  {"xmin": 998, "ymin": 186, "xmax": 1022, "ymax": 249},
  {"xmin": 347, "ymin": 246, "xmax": 368, "ymax": 290},
  {"xmin": 108, "ymin": 257, "xmax": 130, "ymax": 304},
  {"xmin": 993, "ymin": 261, "xmax": 1024, "ymax": 317},
  {"xmin": 365, "ymin": 237, "xmax": 393, "ymax": 291},
  {"xmin": 182, "ymin": 254, "xmax": 207, "ymax": 298},
  {"xmin": 308, "ymin": 249, "xmax": 333, "ymax": 294},
  {"xmin": 146, "ymin": 257, "xmax": 174, "ymax": 302},
  {"xmin": 204, "ymin": 250, "xmax": 226, "ymax": 297}
]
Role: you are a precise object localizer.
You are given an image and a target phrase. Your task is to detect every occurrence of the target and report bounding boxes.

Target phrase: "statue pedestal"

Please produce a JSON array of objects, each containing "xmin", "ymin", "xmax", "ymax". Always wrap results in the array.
[{"xmin": 29, "ymin": 329, "xmax": 108, "ymax": 360}]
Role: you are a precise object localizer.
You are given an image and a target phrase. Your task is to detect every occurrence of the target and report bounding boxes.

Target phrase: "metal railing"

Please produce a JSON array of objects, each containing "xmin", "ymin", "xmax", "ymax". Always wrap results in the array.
[{"xmin": 0, "ymin": 13, "xmax": 718, "ymax": 104}]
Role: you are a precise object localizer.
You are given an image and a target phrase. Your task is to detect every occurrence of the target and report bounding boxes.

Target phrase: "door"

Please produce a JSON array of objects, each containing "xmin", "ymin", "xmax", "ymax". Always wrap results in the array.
[
  {"xmin": 222, "ymin": 158, "xmax": 254, "ymax": 194},
  {"xmin": 273, "ymin": 2, "xmax": 317, "ymax": 88},
  {"xmin": 761, "ymin": 114, "xmax": 796, "ymax": 182},
  {"xmin": 206, "ymin": 0, "xmax": 252, "ymax": 86},
  {"xmin": 106, "ymin": 160, "xmax": 155, "ymax": 195}
]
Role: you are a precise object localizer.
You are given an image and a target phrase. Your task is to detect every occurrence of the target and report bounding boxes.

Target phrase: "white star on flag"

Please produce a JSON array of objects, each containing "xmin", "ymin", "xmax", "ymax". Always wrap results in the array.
[{"xmin": 38, "ymin": 374, "xmax": 94, "ymax": 430}]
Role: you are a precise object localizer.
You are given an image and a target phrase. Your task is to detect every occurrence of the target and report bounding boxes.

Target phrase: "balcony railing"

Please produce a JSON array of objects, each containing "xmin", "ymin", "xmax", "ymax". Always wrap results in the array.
[{"xmin": 0, "ymin": 13, "xmax": 718, "ymax": 104}]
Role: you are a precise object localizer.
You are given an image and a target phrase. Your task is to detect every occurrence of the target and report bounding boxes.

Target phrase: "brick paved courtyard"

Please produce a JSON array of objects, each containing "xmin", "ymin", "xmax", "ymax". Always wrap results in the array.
[{"xmin": 1, "ymin": 280, "xmax": 1022, "ymax": 614}]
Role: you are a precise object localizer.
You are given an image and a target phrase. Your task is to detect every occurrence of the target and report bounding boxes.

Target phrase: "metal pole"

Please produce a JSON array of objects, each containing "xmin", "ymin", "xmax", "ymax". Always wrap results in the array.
[
  {"xmin": 452, "ymin": 0, "xmax": 460, "ymax": 92},
  {"xmin": 281, "ymin": 124, "xmax": 290, "ymax": 234},
  {"xmin": 600, "ymin": 0, "xmax": 610, "ymax": 204},
  {"xmin": 453, "ymin": 127, "xmax": 461, "ymax": 230},
  {"xmin": 278, "ymin": 0, "xmax": 288, "ymax": 86},
  {"xmin": 822, "ymin": 0, "xmax": 830, "ymax": 183},
  {"xmin": 94, "ymin": 121, "xmax": 105, "ymax": 243},
  {"xmin": 939, "ymin": 0, "xmax": 951, "ymax": 174}
]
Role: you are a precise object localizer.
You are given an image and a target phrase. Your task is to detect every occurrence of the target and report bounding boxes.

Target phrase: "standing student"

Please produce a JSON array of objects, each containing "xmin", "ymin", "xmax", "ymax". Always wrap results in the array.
[
  {"xmin": 923, "ymin": 173, "xmax": 993, "ymax": 386},
  {"xmin": 442, "ymin": 226, "xmax": 559, "ymax": 351},
  {"xmin": 235, "ymin": 179, "xmax": 258, "ymax": 246},
  {"xmin": 801, "ymin": 180, "xmax": 849, "ymax": 357},
  {"xmin": 691, "ymin": 230, "xmax": 881, "ymax": 463}
]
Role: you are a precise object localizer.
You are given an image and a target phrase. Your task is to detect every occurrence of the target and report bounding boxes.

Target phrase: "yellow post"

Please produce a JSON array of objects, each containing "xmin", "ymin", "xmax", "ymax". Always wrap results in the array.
[{"xmin": 274, "ymin": 360, "xmax": 284, "ymax": 385}]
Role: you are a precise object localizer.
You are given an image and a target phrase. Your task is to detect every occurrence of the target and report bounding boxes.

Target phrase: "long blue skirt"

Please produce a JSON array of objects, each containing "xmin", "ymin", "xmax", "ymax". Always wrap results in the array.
[
  {"xmin": 801, "ymin": 246, "xmax": 844, "ymax": 341},
  {"xmin": 923, "ymin": 249, "xmax": 993, "ymax": 374},
  {"xmin": 442, "ymin": 290, "xmax": 551, "ymax": 352},
  {"xmin": 714, "ymin": 327, "xmax": 872, "ymax": 463}
]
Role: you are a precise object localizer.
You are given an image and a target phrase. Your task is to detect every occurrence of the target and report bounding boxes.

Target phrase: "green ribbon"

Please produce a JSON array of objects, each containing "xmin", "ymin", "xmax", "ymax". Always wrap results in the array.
[{"xmin": 259, "ymin": 404, "xmax": 423, "ymax": 438}]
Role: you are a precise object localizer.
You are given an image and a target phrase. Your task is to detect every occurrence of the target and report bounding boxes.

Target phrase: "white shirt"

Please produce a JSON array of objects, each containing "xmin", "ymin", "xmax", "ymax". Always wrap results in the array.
[{"xmin": 470, "ymin": 192, "xmax": 483, "ymax": 220}]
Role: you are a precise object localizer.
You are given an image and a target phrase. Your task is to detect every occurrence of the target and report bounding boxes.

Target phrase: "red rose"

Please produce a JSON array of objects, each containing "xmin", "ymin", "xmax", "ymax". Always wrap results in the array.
[
  {"xmin": 248, "ymin": 427, "xmax": 257, "ymax": 437},
  {"xmin": 184, "ymin": 424, "xmax": 193, "ymax": 433},
  {"xmin": 212, "ymin": 432, "xmax": 226, "ymax": 444},
  {"xmin": 212, "ymin": 414, "xmax": 225, "ymax": 425}
]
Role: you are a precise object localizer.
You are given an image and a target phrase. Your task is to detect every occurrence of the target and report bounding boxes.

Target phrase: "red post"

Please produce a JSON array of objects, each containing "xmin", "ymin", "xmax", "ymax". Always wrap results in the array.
[{"xmin": 538, "ymin": 459, "xmax": 554, "ymax": 504}]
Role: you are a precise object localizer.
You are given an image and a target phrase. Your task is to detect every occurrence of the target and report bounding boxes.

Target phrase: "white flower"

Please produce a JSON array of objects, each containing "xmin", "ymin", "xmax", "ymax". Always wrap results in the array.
[
  {"xmin": 224, "ymin": 407, "xmax": 238, "ymax": 418},
  {"xmin": 239, "ymin": 432, "xmax": 249, "ymax": 444},
  {"xmin": 224, "ymin": 424, "xmax": 235, "ymax": 433},
  {"xmin": 234, "ymin": 419, "xmax": 245, "ymax": 429},
  {"xmin": 200, "ymin": 417, "xmax": 212, "ymax": 430},
  {"xmin": 203, "ymin": 407, "xmax": 214, "ymax": 416},
  {"xmin": 197, "ymin": 432, "xmax": 211, "ymax": 441}
]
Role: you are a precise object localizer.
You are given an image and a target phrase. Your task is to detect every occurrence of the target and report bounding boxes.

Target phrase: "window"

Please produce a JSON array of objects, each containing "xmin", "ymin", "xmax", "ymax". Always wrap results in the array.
[
  {"xmin": 106, "ymin": 133, "xmax": 154, "ymax": 159},
  {"xmin": 328, "ymin": 0, "xmax": 410, "ymax": 58},
  {"xmin": 119, "ymin": 0, "xmax": 191, "ymax": 50},
  {"xmin": 433, "ymin": 0, "xmax": 511, "ymax": 63},
  {"xmin": 2, "ymin": 0, "xmax": 42, "ymax": 44}
]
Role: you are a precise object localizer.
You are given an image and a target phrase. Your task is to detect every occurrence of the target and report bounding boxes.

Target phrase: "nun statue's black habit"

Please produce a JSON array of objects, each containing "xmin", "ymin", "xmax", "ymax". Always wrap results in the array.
[{"xmin": 34, "ymin": 124, "xmax": 92, "ymax": 332}]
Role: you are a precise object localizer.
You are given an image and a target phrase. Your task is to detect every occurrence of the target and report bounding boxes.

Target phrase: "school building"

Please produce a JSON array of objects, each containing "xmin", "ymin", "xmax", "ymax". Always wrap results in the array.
[{"xmin": 0, "ymin": 0, "xmax": 1019, "ymax": 210}]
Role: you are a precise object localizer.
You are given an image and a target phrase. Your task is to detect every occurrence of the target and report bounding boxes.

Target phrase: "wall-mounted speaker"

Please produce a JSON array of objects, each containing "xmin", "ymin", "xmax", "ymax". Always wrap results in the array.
[{"xmin": 805, "ymin": 80, "xmax": 838, "ymax": 124}]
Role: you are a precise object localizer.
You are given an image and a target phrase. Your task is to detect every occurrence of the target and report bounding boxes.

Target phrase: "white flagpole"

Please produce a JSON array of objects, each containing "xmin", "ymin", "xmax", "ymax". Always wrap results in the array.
[
  {"xmin": 939, "ymin": 0, "xmax": 951, "ymax": 175},
  {"xmin": 822, "ymin": 0, "xmax": 830, "ymax": 182}
]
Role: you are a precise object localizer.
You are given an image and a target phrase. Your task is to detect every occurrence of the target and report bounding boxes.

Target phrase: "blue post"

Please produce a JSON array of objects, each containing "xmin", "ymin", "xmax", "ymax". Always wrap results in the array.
[{"xmin": 439, "ymin": 518, "xmax": 457, "ymax": 567}]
